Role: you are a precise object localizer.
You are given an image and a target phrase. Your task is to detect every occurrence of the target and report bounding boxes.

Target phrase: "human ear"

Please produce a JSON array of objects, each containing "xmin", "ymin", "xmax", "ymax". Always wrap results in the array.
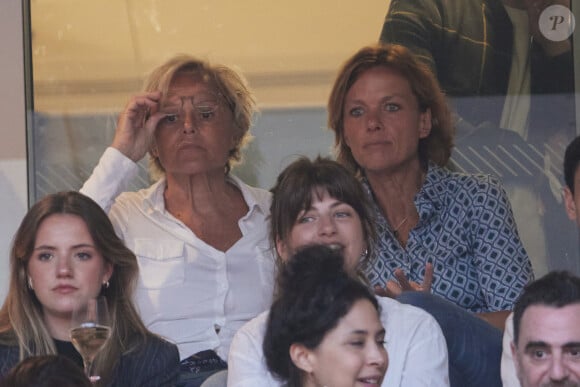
[
  {"xmin": 510, "ymin": 341, "xmax": 522, "ymax": 376},
  {"xmin": 275, "ymin": 238, "xmax": 290, "ymax": 261},
  {"xmin": 419, "ymin": 108, "xmax": 432, "ymax": 138},
  {"xmin": 149, "ymin": 141, "xmax": 159, "ymax": 158},
  {"xmin": 563, "ymin": 186, "xmax": 577, "ymax": 221},
  {"xmin": 102, "ymin": 262, "xmax": 114, "ymax": 285},
  {"xmin": 289, "ymin": 343, "xmax": 315, "ymax": 373}
]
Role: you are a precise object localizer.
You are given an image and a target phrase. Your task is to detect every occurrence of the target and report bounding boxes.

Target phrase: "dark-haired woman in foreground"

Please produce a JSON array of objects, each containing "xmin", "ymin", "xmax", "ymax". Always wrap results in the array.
[{"xmin": 264, "ymin": 244, "xmax": 388, "ymax": 387}]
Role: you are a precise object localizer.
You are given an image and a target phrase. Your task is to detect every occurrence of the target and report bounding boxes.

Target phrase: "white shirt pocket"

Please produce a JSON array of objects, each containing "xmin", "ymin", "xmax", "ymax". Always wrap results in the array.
[{"xmin": 133, "ymin": 239, "xmax": 185, "ymax": 289}]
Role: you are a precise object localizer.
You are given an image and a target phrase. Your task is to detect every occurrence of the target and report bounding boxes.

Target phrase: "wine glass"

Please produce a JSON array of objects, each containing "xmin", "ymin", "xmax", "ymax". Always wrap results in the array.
[{"xmin": 70, "ymin": 297, "xmax": 112, "ymax": 383}]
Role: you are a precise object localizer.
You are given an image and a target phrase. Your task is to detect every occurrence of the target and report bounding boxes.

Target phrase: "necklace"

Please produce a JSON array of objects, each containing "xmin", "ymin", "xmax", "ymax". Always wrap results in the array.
[{"xmin": 392, "ymin": 216, "xmax": 409, "ymax": 238}]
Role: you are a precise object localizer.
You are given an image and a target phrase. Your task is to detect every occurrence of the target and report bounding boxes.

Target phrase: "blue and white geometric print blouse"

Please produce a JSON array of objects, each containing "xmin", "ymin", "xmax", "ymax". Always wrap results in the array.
[{"xmin": 364, "ymin": 164, "xmax": 534, "ymax": 313}]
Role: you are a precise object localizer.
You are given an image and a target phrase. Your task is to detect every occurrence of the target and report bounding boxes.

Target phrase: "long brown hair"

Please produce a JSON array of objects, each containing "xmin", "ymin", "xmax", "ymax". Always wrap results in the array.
[{"xmin": 0, "ymin": 191, "xmax": 152, "ymax": 386}]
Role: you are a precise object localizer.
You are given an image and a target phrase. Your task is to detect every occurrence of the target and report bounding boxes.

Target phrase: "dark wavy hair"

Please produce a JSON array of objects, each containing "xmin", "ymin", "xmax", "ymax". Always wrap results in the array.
[
  {"xmin": 263, "ymin": 245, "xmax": 379, "ymax": 387},
  {"xmin": 513, "ymin": 271, "xmax": 580, "ymax": 345},
  {"xmin": 327, "ymin": 43, "xmax": 454, "ymax": 174},
  {"xmin": 564, "ymin": 136, "xmax": 580, "ymax": 193}
]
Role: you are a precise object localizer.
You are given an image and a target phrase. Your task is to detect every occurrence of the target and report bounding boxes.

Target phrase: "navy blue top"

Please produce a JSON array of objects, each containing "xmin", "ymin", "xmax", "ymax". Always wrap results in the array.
[{"xmin": 0, "ymin": 335, "xmax": 179, "ymax": 387}]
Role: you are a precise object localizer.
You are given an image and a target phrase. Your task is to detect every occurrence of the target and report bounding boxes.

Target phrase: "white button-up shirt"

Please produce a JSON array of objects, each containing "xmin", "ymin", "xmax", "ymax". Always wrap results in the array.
[
  {"xmin": 81, "ymin": 147, "xmax": 276, "ymax": 360},
  {"xmin": 228, "ymin": 296, "xmax": 450, "ymax": 386},
  {"xmin": 501, "ymin": 313, "xmax": 521, "ymax": 387}
]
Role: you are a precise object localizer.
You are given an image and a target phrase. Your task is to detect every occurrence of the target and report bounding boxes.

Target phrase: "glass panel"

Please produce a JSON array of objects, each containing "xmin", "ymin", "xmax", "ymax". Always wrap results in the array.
[
  {"xmin": 30, "ymin": 0, "xmax": 385, "ymax": 193},
  {"xmin": 29, "ymin": 0, "xmax": 580, "ymax": 276}
]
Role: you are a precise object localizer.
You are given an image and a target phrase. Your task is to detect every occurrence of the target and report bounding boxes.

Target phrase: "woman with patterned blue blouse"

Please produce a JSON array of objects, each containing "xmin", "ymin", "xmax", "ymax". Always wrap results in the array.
[{"xmin": 327, "ymin": 43, "xmax": 534, "ymax": 387}]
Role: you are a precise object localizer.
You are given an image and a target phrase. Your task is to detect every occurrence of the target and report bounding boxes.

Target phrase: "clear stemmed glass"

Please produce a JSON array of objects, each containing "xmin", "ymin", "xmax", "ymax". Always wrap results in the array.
[{"xmin": 70, "ymin": 297, "xmax": 111, "ymax": 383}]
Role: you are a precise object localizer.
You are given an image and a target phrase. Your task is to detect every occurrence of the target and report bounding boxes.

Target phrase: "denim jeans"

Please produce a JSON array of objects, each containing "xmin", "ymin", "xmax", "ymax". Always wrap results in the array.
[{"xmin": 397, "ymin": 292, "xmax": 503, "ymax": 387}]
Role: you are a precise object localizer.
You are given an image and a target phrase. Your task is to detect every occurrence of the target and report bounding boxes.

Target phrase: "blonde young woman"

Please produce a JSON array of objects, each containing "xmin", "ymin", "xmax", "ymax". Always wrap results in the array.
[{"xmin": 0, "ymin": 191, "xmax": 178, "ymax": 386}]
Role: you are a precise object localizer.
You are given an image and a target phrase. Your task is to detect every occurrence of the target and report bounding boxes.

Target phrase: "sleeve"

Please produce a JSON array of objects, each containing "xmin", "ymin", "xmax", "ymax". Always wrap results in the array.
[
  {"xmin": 399, "ymin": 312, "xmax": 450, "ymax": 387},
  {"xmin": 227, "ymin": 319, "xmax": 280, "ymax": 387},
  {"xmin": 470, "ymin": 176, "xmax": 534, "ymax": 311},
  {"xmin": 79, "ymin": 147, "xmax": 140, "ymax": 213},
  {"xmin": 379, "ymin": 0, "xmax": 441, "ymax": 72},
  {"xmin": 0, "ymin": 346, "xmax": 19, "ymax": 378},
  {"xmin": 501, "ymin": 313, "xmax": 521, "ymax": 387},
  {"xmin": 119, "ymin": 338, "xmax": 180, "ymax": 387}
]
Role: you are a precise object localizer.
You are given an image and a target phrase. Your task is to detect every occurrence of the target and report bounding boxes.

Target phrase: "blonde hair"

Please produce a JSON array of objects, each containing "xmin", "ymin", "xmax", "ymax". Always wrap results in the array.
[
  {"xmin": 0, "ymin": 192, "xmax": 154, "ymax": 386},
  {"xmin": 143, "ymin": 54, "xmax": 257, "ymax": 179}
]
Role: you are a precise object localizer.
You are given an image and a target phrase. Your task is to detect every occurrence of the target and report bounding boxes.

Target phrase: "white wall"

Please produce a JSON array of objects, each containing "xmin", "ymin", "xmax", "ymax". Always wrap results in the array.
[{"xmin": 0, "ymin": 2, "xmax": 28, "ymax": 301}]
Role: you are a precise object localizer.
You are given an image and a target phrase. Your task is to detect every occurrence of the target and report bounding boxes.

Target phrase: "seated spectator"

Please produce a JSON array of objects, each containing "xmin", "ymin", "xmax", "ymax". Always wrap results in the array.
[
  {"xmin": 80, "ymin": 54, "xmax": 275, "ymax": 386},
  {"xmin": 563, "ymin": 135, "xmax": 580, "ymax": 238},
  {"xmin": 327, "ymin": 43, "xmax": 534, "ymax": 387},
  {"xmin": 0, "ymin": 355, "xmax": 91, "ymax": 387},
  {"xmin": 501, "ymin": 134, "xmax": 580, "ymax": 386},
  {"xmin": 228, "ymin": 156, "xmax": 449, "ymax": 386},
  {"xmin": 510, "ymin": 271, "xmax": 580, "ymax": 386},
  {"xmin": 264, "ymin": 245, "xmax": 388, "ymax": 387},
  {"xmin": 0, "ymin": 191, "xmax": 179, "ymax": 386}
]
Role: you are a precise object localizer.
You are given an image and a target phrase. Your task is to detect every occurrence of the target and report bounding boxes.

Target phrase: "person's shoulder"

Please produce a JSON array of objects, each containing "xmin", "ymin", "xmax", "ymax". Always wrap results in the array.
[
  {"xmin": 114, "ymin": 335, "xmax": 179, "ymax": 387},
  {"xmin": 377, "ymin": 296, "xmax": 441, "ymax": 341},
  {"xmin": 236, "ymin": 177, "xmax": 271, "ymax": 198},
  {"xmin": 230, "ymin": 311, "xmax": 270, "ymax": 361},
  {"xmin": 0, "ymin": 343, "xmax": 17, "ymax": 352},
  {"xmin": 121, "ymin": 333, "xmax": 179, "ymax": 364},
  {"xmin": 0, "ymin": 344, "xmax": 18, "ymax": 359},
  {"xmin": 434, "ymin": 166, "xmax": 503, "ymax": 194},
  {"xmin": 146, "ymin": 335, "xmax": 179, "ymax": 359},
  {"xmin": 236, "ymin": 310, "xmax": 270, "ymax": 339},
  {"xmin": 113, "ymin": 178, "xmax": 165, "ymax": 210},
  {"xmin": 0, "ymin": 344, "xmax": 19, "ymax": 377},
  {"xmin": 230, "ymin": 175, "xmax": 272, "ymax": 208},
  {"xmin": 377, "ymin": 296, "xmax": 440, "ymax": 330}
]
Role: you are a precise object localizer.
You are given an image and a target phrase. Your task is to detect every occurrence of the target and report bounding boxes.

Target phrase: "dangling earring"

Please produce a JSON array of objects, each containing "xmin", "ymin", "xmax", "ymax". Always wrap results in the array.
[
  {"xmin": 27, "ymin": 277, "xmax": 33, "ymax": 290},
  {"xmin": 102, "ymin": 280, "xmax": 110, "ymax": 289},
  {"xmin": 360, "ymin": 248, "xmax": 368, "ymax": 260}
]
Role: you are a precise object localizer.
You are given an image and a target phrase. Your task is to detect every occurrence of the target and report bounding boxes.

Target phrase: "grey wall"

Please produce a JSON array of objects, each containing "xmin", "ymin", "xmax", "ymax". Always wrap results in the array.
[{"xmin": 0, "ymin": 2, "xmax": 28, "ymax": 301}]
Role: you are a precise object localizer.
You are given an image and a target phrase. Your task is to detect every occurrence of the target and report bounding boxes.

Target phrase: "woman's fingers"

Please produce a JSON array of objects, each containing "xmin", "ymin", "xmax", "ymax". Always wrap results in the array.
[
  {"xmin": 375, "ymin": 264, "xmax": 434, "ymax": 299},
  {"xmin": 422, "ymin": 262, "xmax": 434, "ymax": 292},
  {"xmin": 112, "ymin": 91, "xmax": 163, "ymax": 161},
  {"xmin": 393, "ymin": 264, "xmax": 434, "ymax": 293},
  {"xmin": 394, "ymin": 268, "xmax": 412, "ymax": 290},
  {"xmin": 122, "ymin": 92, "xmax": 162, "ymax": 128}
]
